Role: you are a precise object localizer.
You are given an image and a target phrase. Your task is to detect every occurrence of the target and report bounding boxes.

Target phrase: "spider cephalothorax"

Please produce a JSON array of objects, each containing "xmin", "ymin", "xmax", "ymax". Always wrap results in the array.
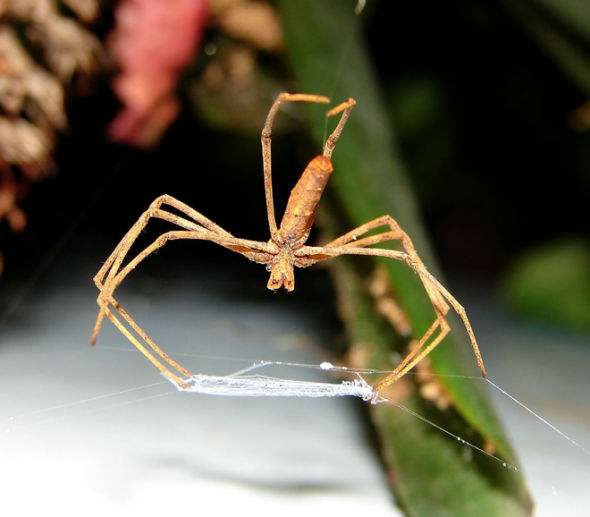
[
  {"xmin": 266, "ymin": 246, "xmax": 295, "ymax": 291},
  {"xmin": 91, "ymin": 93, "xmax": 487, "ymax": 393}
]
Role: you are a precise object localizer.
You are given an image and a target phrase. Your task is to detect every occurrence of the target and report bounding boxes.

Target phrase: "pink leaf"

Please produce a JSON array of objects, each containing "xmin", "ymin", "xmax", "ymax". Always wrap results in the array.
[{"xmin": 108, "ymin": 0, "xmax": 208, "ymax": 147}]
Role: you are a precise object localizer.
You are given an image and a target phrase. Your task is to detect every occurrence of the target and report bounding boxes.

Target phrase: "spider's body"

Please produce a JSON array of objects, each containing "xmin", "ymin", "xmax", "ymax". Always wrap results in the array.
[
  {"xmin": 91, "ymin": 93, "xmax": 488, "ymax": 393},
  {"xmin": 267, "ymin": 154, "xmax": 333, "ymax": 291}
]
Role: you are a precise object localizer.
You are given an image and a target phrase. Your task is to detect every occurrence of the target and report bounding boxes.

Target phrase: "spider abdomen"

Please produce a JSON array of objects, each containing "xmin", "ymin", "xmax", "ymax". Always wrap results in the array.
[{"xmin": 278, "ymin": 155, "xmax": 333, "ymax": 243}]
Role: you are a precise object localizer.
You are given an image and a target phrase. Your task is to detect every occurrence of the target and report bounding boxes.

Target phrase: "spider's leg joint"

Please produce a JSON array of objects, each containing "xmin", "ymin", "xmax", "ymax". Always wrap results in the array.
[
  {"xmin": 149, "ymin": 195, "xmax": 166, "ymax": 208},
  {"xmin": 326, "ymin": 97, "xmax": 356, "ymax": 117}
]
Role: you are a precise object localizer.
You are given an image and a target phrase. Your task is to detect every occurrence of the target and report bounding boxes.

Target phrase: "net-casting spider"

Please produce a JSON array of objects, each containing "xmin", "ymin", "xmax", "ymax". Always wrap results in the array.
[{"xmin": 91, "ymin": 93, "xmax": 488, "ymax": 393}]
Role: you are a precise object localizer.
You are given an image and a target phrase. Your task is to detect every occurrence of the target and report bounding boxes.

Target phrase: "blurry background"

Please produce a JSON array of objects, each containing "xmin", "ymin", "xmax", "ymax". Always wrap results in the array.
[
  {"xmin": 2, "ymin": 0, "xmax": 589, "ymax": 329},
  {"xmin": 1, "ymin": 1, "xmax": 589, "ymax": 516}
]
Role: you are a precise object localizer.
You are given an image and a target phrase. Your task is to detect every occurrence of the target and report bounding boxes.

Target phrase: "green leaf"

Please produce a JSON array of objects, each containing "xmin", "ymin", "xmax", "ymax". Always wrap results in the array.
[
  {"xmin": 279, "ymin": 0, "xmax": 532, "ymax": 513},
  {"xmin": 329, "ymin": 251, "xmax": 530, "ymax": 516},
  {"xmin": 501, "ymin": 238, "xmax": 590, "ymax": 332}
]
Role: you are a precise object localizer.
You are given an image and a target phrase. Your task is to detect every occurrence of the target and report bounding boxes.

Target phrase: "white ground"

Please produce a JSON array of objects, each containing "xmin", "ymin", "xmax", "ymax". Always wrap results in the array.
[{"xmin": 1, "ymin": 261, "xmax": 588, "ymax": 516}]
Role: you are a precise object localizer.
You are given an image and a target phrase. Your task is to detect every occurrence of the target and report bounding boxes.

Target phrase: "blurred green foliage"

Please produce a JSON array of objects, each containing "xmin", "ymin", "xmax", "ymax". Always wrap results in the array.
[
  {"xmin": 388, "ymin": 76, "xmax": 455, "ymax": 202},
  {"xmin": 501, "ymin": 0, "xmax": 590, "ymax": 94},
  {"xmin": 501, "ymin": 239, "xmax": 590, "ymax": 332}
]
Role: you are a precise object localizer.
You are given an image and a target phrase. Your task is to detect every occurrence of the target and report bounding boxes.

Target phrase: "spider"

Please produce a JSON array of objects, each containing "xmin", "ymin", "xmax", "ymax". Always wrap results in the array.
[{"xmin": 91, "ymin": 93, "xmax": 488, "ymax": 393}]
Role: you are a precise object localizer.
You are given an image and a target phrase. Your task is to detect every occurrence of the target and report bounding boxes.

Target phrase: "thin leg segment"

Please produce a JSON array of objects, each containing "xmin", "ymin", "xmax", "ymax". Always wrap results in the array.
[
  {"xmin": 94, "ymin": 195, "xmax": 230, "ymax": 303},
  {"xmin": 110, "ymin": 296, "xmax": 192, "ymax": 380},
  {"xmin": 423, "ymin": 271, "xmax": 487, "ymax": 377},
  {"xmin": 261, "ymin": 93, "xmax": 330, "ymax": 238},
  {"xmin": 93, "ymin": 228, "xmax": 273, "ymax": 379},
  {"xmin": 99, "ymin": 230, "xmax": 272, "ymax": 303},
  {"xmin": 92, "ymin": 195, "xmax": 273, "ymax": 344},
  {"xmin": 297, "ymin": 219, "xmax": 487, "ymax": 389},
  {"xmin": 91, "ymin": 209, "xmax": 199, "ymax": 343},
  {"xmin": 104, "ymin": 305, "xmax": 188, "ymax": 386},
  {"xmin": 323, "ymin": 98, "xmax": 356, "ymax": 159},
  {"xmin": 324, "ymin": 215, "xmax": 407, "ymax": 250},
  {"xmin": 374, "ymin": 317, "xmax": 450, "ymax": 393}
]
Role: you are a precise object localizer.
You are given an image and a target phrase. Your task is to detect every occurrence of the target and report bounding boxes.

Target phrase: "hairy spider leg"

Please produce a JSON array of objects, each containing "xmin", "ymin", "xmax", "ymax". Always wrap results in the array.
[
  {"xmin": 93, "ymin": 199, "xmax": 272, "ymax": 340},
  {"xmin": 296, "ymin": 242, "xmax": 449, "ymax": 387},
  {"xmin": 92, "ymin": 200, "xmax": 275, "ymax": 378},
  {"xmin": 423, "ymin": 270, "xmax": 487, "ymax": 377},
  {"xmin": 95, "ymin": 232, "xmax": 263, "ymax": 383},
  {"xmin": 96, "ymin": 194, "xmax": 232, "ymax": 289},
  {"xmin": 295, "ymin": 232, "xmax": 487, "ymax": 392},
  {"xmin": 94, "ymin": 228, "xmax": 273, "ymax": 379},
  {"xmin": 105, "ymin": 295, "xmax": 193, "ymax": 380},
  {"xmin": 323, "ymin": 216, "xmax": 452, "ymax": 386},
  {"xmin": 101, "ymin": 229, "xmax": 272, "ymax": 304},
  {"xmin": 261, "ymin": 93, "xmax": 331, "ymax": 239},
  {"xmin": 103, "ymin": 304, "xmax": 189, "ymax": 386},
  {"xmin": 324, "ymin": 215, "xmax": 487, "ymax": 381},
  {"xmin": 92, "ymin": 194, "xmax": 235, "ymax": 342},
  {"xmin": 93, "ymin": 232, "xmax": 215, "ymax": 382}
]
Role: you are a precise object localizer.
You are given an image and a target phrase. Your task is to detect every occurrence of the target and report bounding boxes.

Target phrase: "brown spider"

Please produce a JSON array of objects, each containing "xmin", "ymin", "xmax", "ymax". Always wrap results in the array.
[{"xmin": 91, "ymin": 93, "xmax": 487, "ymax": 393}]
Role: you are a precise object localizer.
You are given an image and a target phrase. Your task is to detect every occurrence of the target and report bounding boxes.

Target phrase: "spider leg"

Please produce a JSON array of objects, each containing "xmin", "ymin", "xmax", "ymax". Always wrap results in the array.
[
  {"xmin": 421, "ymin": 270, "xmax": 487, "ymax": 379},
  {"xmin": 95, "ymin": 194, "xmax": 232, "ymax": 289},
  {"xmin": 323, "ymin": 215, "xmax": 407, "ymax": 249},
  {"xmin": 93, "ymin": 209, "xmax": 209, "ymax": 343},
  {"xmin": 99, "ymin": 230, "xmax": 271, "ymax": 308},
  {"xmin": 107, "ymin": 294, "xmax": 192, "ymax": 381},
  {"xmin": 103, "ymin": 304, "xmax": 188, "ymax": 387},
  {"xmin": 323, "ymin": 98, "xmax": 356, "ymax": 159},
  {"xmin": 375, "ymin": 316, "xmax": 450, "ymax": 393},
  {"xmin": 320, "ymin": 215, "xmax": 447, "ymax": 312},
  {"xmin": 92, "ymin": 194, "xmax": 272, "ymax": 343},
  {"xmin": 262, "ymin": 93, "xmax": 330, "ymax": 238},
  {"xmin": 296, "ymin": 236, "xmax": 487, "ymax": 389},
  {"xmin": 93, "ymin": 229, "xmax": 273, "ymax": 380}
]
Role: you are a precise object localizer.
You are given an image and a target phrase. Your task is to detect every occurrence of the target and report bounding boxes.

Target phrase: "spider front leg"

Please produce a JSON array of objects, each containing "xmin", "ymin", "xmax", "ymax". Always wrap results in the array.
[
  {"xmin": 322, "ymin": 215, "xmax": 461, "ymax": 389},
  {"xmin": 296, "ymin": 221, "xmax": 487, "ymax": 394},
  {"xmin": 99, "ymin": 229, "xmax": 272, "ymax": 309},
  {"xmin": 91, "ymin": 195, "xmax": 274, "ymax": 381},
  {"xmin": 93, "ymin": 227, "xmax": 274, "ymax": 385},
  {"xmin": 92, "ymin": 193, "xmax": 250, "ymax": 344},
  {"xmin": 94, "ymin": 194, "xmax": 231, "ymax": 295},
  {"xmin": 261, "ymin": 93, "xmax": 331, "ymax": 238}
]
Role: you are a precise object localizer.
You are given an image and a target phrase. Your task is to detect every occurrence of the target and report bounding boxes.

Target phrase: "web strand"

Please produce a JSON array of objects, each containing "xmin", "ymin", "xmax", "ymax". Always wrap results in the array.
[
  {"xmin": 4, "ymin": 380, "xmax": 169, "ymax": 432},
  {"xmin": 5, "ymin": 354, "xmax": 588, "ymax": 475},
  {"xmin": 94, "ymin": 346, "xmax": 590, "ymax": 463},
  {"xmin": 321, "ymin": 0, "xmax": 367, "ymax": 145},
  {"xmin": 376, "ymin": 394, "xmax": 519, "ymax": 472},
  {"xmin": 95, "ymin": 344, "xmax": 483, "ymax": 378},
  {"xmin": 486, "ymin": 378, "xmax": 590, "ymax": 458}
]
